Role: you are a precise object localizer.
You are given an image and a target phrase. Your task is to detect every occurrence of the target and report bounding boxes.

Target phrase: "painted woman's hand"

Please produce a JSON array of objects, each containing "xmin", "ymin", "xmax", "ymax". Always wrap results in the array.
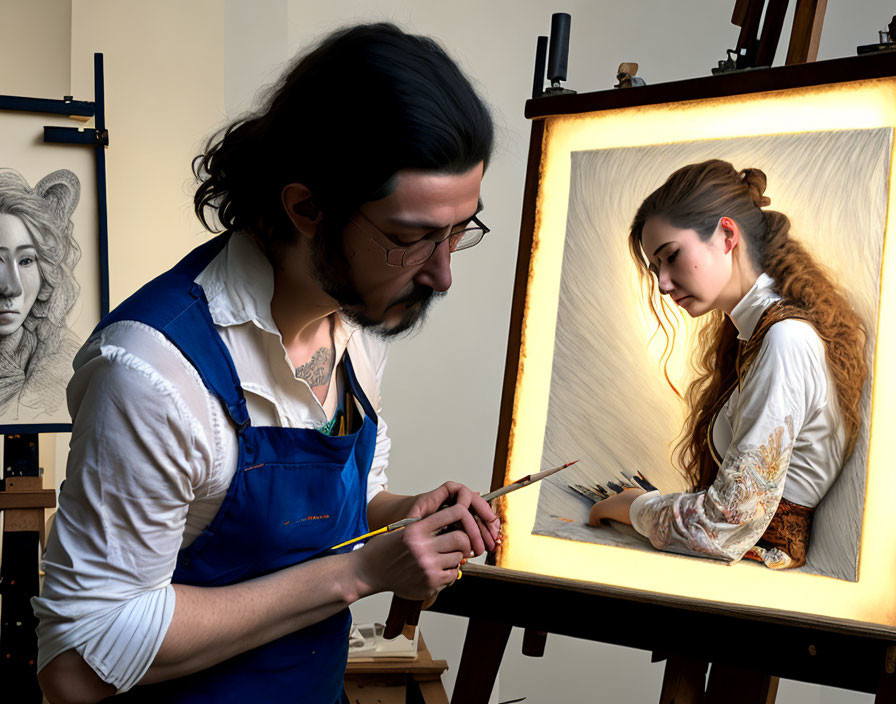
[
  {"xmin": 588, "ymin": 488, "xmax": 646, "ymax": 526},
  {"xmin": 406, "ymin": 481, "xmax": 500, "ymax": 555}
]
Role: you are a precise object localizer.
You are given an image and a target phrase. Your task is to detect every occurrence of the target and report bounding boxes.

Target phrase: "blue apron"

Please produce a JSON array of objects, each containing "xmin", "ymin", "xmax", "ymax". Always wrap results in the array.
[{"xmin": 99, "ymin": 234, "xmax": 375, "ymax": 703}]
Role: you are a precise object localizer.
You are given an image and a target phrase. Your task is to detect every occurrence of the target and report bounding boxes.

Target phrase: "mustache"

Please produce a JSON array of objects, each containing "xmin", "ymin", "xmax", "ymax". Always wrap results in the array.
[{"xmin": 385, "ymin": 283, "xmax": 435, "ymax": 312}]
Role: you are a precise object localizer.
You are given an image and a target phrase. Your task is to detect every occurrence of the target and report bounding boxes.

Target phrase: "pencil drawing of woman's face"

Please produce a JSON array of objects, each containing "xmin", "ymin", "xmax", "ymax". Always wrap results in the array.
[{"xmin": 0, "ymin": 213, "xmax": 42, "ymax": 337}]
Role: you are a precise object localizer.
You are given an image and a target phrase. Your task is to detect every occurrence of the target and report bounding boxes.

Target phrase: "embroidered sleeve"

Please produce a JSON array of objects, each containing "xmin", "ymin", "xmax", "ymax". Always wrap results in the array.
[{"xmin": 630, "ymin": 321, "xmax": 826, "ymax": 563}]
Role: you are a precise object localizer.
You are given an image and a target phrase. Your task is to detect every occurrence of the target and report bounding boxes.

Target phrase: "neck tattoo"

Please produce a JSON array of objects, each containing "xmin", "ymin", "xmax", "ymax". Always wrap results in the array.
[{"xmin": 295, "ymin": 346, "xmax": 334, "ymax": 387}]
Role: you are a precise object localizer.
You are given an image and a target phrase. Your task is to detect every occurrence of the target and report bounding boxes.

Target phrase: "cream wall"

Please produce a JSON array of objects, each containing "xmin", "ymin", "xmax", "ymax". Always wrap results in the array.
[
  {"xmin": 0, "ymin": 0, "xmax": 70, "ymax": 98},
  {"xmin": 3, "ymin": 1, "xmax": 892, "ymax": 701}
]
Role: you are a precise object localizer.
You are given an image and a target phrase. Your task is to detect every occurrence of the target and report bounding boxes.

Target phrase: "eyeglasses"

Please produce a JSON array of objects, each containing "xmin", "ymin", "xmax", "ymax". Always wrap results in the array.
[{"xmin": 350, "ymin": 211, "xmax": 490, "ymax": 267}]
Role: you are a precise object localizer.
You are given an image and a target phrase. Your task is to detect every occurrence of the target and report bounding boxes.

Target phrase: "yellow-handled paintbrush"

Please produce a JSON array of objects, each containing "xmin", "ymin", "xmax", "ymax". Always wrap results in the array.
[{"xmin": 328, "ymin": 460, "xmax": 579, "ymax": 551}]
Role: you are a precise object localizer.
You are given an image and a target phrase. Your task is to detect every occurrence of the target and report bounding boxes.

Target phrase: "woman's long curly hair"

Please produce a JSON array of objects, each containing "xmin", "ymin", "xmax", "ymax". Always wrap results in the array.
[
  {"xmin": 628, "ymin": 159, "xmax": 866, "ymax": 491},
  {"xmin": 0, "ymin": 169, "xmax": 81, "ymax": 362}
]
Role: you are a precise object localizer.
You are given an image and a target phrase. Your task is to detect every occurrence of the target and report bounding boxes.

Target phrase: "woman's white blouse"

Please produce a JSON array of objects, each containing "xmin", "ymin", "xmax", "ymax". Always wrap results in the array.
[
  {"xmin": 31, "ymin": 233, "xmax": 392, "ymax": 692},
  {"xmin": 629, "ymin": 273, "xmax": 846, "ymax": 563}
]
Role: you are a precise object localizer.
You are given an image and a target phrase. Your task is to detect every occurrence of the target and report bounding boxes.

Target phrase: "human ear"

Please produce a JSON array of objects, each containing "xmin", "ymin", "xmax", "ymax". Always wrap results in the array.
[
  {"xmin": 719, "ymin": 216, "xmax": 739, "ymax": 254},
  {"xmin": 281, "ymin": 183, "xmax": 323, "ymax": 238}
]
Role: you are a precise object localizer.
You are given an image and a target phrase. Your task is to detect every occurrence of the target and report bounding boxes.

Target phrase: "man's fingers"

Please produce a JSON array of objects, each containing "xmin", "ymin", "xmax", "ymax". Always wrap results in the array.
[
  {"xmin": 415, "ymin": 493, "xmax": 498, "ymax": 555},
  {"xmin": 445, "ymin": 563, "xmax": 462, "ymax": 586},
  {"xmin": 417, "ymin": 503, "xmax": 470, "ymax": 533},
  {"xmin": 436, "ymin": 550, "xmax": 467, "ymax": 570},
  {"xmin": 455, "ymin": 490, "xmax": 498, "ymax": 552},
  {"xmin": 408, "ymin": 483, "xmax": 453, "ymax": 519},
  {"xmin": 451, "ymin": 505, "xmax": 485, "ymax": 555},
  {"xmin": 432, "ymin": 528, "xmax": 472, "ymax": 556},
  {"xmin": 462, "ymin": 493, "xmax": 500, "ymax": 549},
  {"xmin": 468, "ymin": 493, "xmax": 499, "ymax": 534},
  {"xmin": 473, "ymin": 515, "xmax": 496, "ymax": 552}
]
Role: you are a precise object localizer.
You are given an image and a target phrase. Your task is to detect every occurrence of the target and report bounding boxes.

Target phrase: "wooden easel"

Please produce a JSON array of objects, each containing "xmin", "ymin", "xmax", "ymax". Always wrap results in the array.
[
  {"xmin": 730, "ymin": 0, "xmax": 827, "ymax": 68},
  {"xmin": 0, "ymin": 433, "xmax": 56, "ymax": 703},
  {"xmin": 431, "ymin": 565, "xmax": 896, "ymax": 703},
  {"xmin": 433, "ymin": 6, "xmax": 896, "ymax": 703}
]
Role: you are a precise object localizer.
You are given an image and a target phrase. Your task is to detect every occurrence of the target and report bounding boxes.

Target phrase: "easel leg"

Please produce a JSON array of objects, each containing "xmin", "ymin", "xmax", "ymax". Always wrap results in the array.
[
  {"xmin": 521, "ymin": 628, "xmax": 547, "ymax": 657},
  {"xmin": 412, "ymin": 678, "xmax": 450, "ymax": 704},
  {"xmin": 659, "ymin": 655, "xmax": 708, "ymax": 704},
  {"xmin": 875, "ymin": 644, "xmax": 896, "ymax": 704},
  {"xmin": 450, "ymin": 619, "xmax": 512, "ymax": 704},
  {"xmin": 785, "ymin": 0, "xmax": 827, "ymax": 64},
  {"xmin": 705, "ymin": 663, "xmax": 778, "ymax": 704}
]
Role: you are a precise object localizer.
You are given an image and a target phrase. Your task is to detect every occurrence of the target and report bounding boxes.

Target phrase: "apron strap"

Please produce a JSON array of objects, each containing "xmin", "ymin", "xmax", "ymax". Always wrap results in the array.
[
  {"xmin": 94, "ymin": 233, "xmax": 250, "ymax": 429},
  {"xmin": 341, "ymin": 352, "xmax": 377, "ymax": 423}
]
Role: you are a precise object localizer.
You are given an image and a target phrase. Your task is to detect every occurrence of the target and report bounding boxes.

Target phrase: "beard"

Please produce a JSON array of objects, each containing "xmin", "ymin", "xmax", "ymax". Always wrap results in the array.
[
  {"xmin": 343, "ymin": 285, "xmax": 445, "ymax": 339},
  {"xmin": 309, "ymin": 222, "xmax": 444, "ymax": 339}
]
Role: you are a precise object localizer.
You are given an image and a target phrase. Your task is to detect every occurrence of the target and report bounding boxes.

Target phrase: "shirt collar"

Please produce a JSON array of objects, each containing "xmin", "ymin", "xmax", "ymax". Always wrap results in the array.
[
  {"xmin": 196, "ymin": 231, "xmax": 277, "ymax": 332},
  {"xmin": 195, "ymin": 231, "xmax": 358, "ymax": 349},
  {"xmin": 729, "ymin": 272, "xmax": 780, "ymax": 341}
]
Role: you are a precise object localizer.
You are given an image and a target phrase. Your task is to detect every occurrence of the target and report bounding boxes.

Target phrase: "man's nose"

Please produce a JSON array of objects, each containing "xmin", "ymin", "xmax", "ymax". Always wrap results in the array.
[
  {"xmin": 414, "ymin": 239, "xmax": 452, "ymax": 292},
  {"xmin": 0, "ymin": 264, "xmax": 22, "ymax": 297}
]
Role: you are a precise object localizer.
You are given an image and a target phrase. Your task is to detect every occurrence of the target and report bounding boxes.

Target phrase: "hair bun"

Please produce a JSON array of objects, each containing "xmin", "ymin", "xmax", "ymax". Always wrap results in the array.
[{"xmin": 739, "ymin": 168, "xmax": 771, "ymax": 208}]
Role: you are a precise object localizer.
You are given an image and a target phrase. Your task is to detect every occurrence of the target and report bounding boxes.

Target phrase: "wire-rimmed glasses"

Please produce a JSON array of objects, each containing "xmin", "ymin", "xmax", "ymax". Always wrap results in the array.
[{"xmin": 350, "ymin": 211, "xmax": 490, "ymax": 267}]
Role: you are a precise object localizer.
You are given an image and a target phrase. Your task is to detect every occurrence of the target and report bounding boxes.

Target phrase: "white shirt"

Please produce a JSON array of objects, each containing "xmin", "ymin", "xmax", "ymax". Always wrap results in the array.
[
  {"xmin": 32, "ymin": 232, "xmax": 391, "ymax": 692},
  {"xmin": 630, "ymin": 273, "xmax": 845, "ymax": 563}
]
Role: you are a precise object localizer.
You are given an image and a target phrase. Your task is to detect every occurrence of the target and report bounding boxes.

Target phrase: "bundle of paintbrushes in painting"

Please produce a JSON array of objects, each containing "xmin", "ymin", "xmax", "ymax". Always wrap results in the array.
[{"xmin": 568, "ymin": 471, "xmax": 656, "ymax": 504}]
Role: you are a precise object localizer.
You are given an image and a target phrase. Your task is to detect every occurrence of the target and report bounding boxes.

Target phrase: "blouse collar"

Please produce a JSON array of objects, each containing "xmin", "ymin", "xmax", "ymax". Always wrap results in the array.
[{"xmin": 729, "ymin": 272, "xmax": 781, "ymax": 341}]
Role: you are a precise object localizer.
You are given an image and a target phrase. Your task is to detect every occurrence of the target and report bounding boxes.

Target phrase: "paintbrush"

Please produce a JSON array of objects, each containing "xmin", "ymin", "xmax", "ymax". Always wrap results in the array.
[
  {"xmin": 375, "ymin": 459, "xmax": 579, "ymax": 640},
  {"xmin": 329, "ymin": 460, "xmax": 579, "ymax": 551}
]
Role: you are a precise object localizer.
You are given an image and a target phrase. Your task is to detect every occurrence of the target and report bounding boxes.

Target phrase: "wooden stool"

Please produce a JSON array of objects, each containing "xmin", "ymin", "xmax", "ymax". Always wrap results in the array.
[{"xmin": 344, "ymin": 631, "xmax": 449, "ymax": 704}]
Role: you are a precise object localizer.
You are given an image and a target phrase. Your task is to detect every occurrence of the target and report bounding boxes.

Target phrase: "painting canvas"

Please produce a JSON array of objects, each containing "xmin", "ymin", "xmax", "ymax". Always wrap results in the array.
[
  {"xmin": 496, "ymin": 74, "xmax": 896, "ymax": 628},
  {"xmin": 0, "ymin": 110, "xmax": 100, "ymax": 427},
  {"xmin": 531, "ymin": 128, "xmax": 889, "ymax": 583}
]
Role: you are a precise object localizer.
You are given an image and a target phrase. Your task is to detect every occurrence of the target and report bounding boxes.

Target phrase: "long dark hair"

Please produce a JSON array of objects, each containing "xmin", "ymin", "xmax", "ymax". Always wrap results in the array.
[
  {"xmin": 629, "ymin": 159, "xmax": 866, "ymax": 490},
  {"xmin": 193, "ymin": 22, "xmax": 494, "ymax": 260}
]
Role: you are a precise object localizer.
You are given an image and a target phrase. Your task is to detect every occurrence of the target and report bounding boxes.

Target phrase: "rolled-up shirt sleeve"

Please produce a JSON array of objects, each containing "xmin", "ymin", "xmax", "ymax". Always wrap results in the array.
[
  {"xmin": 629, "ymin": 321, "xmax": 826, "ymax": 563},
  {"xmin": 32, "ymin": 324, "xmax": 216, "ymax": 692}
]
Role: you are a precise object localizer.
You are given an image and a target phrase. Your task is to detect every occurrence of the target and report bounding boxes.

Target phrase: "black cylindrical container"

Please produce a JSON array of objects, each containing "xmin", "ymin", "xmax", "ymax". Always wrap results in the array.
[{"xmin": 547, "ymin": 12, "xmax": 571, "ymax": 83}]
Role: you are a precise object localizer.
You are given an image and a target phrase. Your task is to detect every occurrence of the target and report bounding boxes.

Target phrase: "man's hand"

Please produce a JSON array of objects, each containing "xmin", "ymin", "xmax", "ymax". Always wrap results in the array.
[
  {"xmin": 351, "ymin": 503, "xmax": 478, "ymax": 600},
  {"xmin": 407, "ymin": 481, "xmax": 500, "ymax": 555},
  {"xmin": 588, "ymin": 488, "xmax": 646, "ymax": 526}
]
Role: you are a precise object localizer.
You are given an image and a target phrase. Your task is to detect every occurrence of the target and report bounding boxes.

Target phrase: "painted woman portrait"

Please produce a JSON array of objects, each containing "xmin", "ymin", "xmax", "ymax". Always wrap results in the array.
[
  {"xmin": 585, "ymin": 159, "xmax": 867, "ymax": 570},
  {"xmin": 0, "ymin": 168, "xmax": 82, "ymax": 420}
]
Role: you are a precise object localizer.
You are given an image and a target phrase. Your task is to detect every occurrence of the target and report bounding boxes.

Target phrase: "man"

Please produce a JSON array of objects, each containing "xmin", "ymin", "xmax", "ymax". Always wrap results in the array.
[{"xmin": 34, "ymin": 23, "xmax": 499, "ymax": 703}]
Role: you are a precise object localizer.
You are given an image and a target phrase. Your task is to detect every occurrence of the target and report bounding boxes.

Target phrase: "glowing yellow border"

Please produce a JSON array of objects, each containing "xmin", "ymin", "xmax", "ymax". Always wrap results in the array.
[{"xmin": 499, "ymin": 77, "xmax": 896, "ymax": 628}]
